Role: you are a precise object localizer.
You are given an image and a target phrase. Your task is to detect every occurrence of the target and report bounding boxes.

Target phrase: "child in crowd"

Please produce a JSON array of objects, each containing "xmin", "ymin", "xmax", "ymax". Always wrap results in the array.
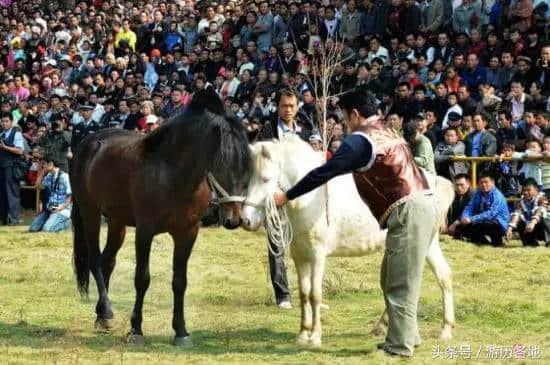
[
  {"xmin": 506, "ymin": 179, "xmax": 550, "ymax": 247},
  {"xmin": 494, "ymin": 142, "xmax": 521, "ymax": 199},
  {"xmin": 442, "ymin": 92, "xmax": 463, "ymax": 129},
  {"xmin": 512, "ymin": 140, "xmax": 543, "ymax": 187}
]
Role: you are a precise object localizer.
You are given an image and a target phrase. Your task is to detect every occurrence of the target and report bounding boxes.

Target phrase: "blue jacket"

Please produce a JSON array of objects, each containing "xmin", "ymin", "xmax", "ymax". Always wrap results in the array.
[{"xmin": 461, "ymin": 187, "xmax": 510, "ymax": 232}]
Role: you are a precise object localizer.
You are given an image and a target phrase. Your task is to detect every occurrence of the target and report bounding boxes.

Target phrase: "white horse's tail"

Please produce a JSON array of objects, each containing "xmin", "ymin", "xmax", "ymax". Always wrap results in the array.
[{"xmin": 435, "ymin": 176, "xmax": 455, "ymax": 231}]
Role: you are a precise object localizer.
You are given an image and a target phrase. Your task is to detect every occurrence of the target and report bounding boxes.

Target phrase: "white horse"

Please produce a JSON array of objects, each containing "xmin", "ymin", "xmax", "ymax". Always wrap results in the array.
[{"xmin": 241, "ymin": 135, "xmax": 455, "ymax": 347}]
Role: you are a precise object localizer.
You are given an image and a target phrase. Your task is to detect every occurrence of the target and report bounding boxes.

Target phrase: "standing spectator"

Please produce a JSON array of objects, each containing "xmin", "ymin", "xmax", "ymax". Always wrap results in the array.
[
  {"xmin": 38, "ymin": 115, "xmax": 70, "ymax": 172},
  {"xmin": 402, "ymin": 0, "xmax": 422, "ymax": 35},
  {"xmin": 256, "ymin": 88, "xmax": 312, "ymax": 309},
  {"xmin": 254, "ymin": 1, "xmax": 274, "ymax": 53},
  {"xmin": 341, "ymin": 0, "xmax": 361, "ymax": 44},
  {"xmin": 0, "ymin": 112, "xmax": 23, "ymax": 225},
  {"xmin": 452, "ymin": 0, "xmax": 480, "ymax": 35},
  {"xmin": 403, "ymin": 117, "xmax": 436, "ymax": 174},
  {"xmin": 71, "ymin": 102, "xmax": 102, "ymax": 152},
  {"xmin": 451, "ymin": 174, "xmax": 510, "ymax": 247},
  {"xmin": 464, "ymin": 113, "xmax": 497, "ymax": 172},
  {"xmin": 29, "ymin": 156, "xmax": 72, "ymax": 233},
  {"xmin": 420, "ymin": 0, "xmax": 445, "ymax": 34},
  {"xmin": 434, "ymin": 127, "xmax": 468, "ymax": 179}
]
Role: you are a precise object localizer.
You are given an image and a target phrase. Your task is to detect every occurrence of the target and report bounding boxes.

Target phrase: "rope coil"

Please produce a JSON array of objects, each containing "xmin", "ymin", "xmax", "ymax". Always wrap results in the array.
[{"xmin": 264, "ymin": 194, "xmax": 293, "ymax": 257}]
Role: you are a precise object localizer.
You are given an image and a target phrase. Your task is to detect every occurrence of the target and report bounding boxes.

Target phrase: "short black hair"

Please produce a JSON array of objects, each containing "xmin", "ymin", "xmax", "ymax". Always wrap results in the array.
[
  {"xmin": 478, "ymin": 172, "xmax": 494, "ymax": 181},
  {"xmin": 275, "ymin": 87, "xmax": 299, "ymax": 105},
  {"xmin": 454, "ymin": 173, "xmax": 470, "ymax": 182},
  {"xmin": 522, "ymin": 178, "xmax": 539, "ymax": 189},
  {"xmin": 337, "ymin": 90, "xmax": 378, "ymax": 118}
]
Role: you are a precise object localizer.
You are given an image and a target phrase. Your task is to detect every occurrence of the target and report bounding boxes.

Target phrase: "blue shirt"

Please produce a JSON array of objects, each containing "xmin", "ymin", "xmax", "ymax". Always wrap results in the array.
[
  {"xmin": 461, "ymin": 187, "xmax": 510, "ymax": 232},
  {"xmin": 286, "ymin": 133, "xmax": 373, "ymax": 200},
  {"xmin": 471, "ymin": 132, "xmax": 482, "ymax": 157},
  {"xmin": 43, "ymin": 171, "xmax": 72, "ymax": 216},
  {"xmin": 2, "ymin": 128, "xmax": 25, "ymax": 150}
]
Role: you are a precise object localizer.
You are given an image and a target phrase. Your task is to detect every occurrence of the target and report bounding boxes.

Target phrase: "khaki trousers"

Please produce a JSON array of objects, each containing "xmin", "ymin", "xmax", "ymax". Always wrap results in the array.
[{"xmin": 380, "ymin": 192, "xmax": 438, "ymax": 357}]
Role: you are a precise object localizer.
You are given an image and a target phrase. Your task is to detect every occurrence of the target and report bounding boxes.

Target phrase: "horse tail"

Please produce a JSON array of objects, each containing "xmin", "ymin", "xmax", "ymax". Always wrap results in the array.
[
  {"xmin": 71, "ymin": 176, "xmax": 90, "ymax": 298},
  {"xmin": 435, "ymin": 176, "xmax": 455, "ymax": 231}
]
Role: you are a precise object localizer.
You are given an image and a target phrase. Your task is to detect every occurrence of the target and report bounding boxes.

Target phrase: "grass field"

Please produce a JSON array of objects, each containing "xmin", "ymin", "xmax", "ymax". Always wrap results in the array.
[{"xmin": 1, "ymin": 221, "xmax": 550, "ymax": 364}]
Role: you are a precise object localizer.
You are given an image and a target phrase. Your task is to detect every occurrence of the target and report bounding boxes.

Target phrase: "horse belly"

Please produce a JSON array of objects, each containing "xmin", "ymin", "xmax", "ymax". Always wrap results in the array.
[{"xmin": 325, "ymin": 177, "xmax": 386, "ymax": 257}]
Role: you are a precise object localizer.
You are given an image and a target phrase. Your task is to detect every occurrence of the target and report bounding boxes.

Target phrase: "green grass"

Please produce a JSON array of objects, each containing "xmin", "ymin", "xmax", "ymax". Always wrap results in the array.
[{"xmin": 1, "ymin": 221, "xmax": 550, "ymax": 364}]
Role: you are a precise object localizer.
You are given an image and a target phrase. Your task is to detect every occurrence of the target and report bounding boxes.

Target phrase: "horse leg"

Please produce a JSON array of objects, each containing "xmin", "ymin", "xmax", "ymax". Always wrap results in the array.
[
  {"xmin": 371, "ymin": 309, "xmax": 389, "ymax": 337},
  {"xmin": 80, "ymin": 209, "xmax": 113, "ymax": 332},
  {"xmin": 101, "ymin": 220, "xmax": 126, "ymax": 292},
  {"xmin": 93, "ymin": 219, "xmax": 126, "ymax": 331},
  {"xmin": 292, "ymin": 252, "xmax": 312, "ymax": 346},
  {"xmin": 128, "ymin": 227, "xmax": 154, "ymax": 345},
  {"xmin": 169, "ymin": 227, "xmax": 198, "ymax": 346},
  {"xmin": 309, "ymin": 251, "xmax": 326, "ymax": 348},
  {"xmin": 426, "ymin": 234, "xmax": 455, "ymax": 341}
]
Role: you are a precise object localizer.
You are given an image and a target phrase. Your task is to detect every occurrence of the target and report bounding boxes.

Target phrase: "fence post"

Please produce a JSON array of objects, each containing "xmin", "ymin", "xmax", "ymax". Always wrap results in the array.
[{"xmin": 471, "ymin": 161, "xmax": 477, "ymax": 189}]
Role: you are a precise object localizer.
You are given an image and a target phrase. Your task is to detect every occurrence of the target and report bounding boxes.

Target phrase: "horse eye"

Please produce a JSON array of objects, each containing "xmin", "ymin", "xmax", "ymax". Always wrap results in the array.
[{"xmin": 261, "ymin": 176, "xmax": 270, "ymax": 183}]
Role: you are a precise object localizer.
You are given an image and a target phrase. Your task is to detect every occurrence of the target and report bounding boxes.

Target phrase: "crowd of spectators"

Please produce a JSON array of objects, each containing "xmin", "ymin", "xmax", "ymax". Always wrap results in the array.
[{"xmin": 0, "ymin": 0, "xmax": 549, "ymax": 240}]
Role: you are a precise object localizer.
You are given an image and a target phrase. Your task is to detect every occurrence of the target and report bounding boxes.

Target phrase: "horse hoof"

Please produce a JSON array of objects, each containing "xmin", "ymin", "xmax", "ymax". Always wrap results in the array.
[
  {"xmin": 440, "ymin": 328, "xmax": 453, "ymax": 341},
  {"xmin": 309, "ymin": 336, "xmax": 322, "ymax": 348},
  {"xmin": 173, "ymin": 336, "xmax": 192, "ymax": 346},
  {"xmin": 127, "ymin": 334, "xmax": 145, "ymax": 345},
  {"xmin": 296, "ymin": 333, "xmax": 310, "ymax": 346},
  {"xmin": 94, "ymin": 318, "xmax": 114, "ymax": 332}
]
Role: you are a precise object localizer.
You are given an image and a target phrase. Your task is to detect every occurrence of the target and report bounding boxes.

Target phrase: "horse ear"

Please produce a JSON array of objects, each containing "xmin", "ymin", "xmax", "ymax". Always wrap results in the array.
[
  {"xmin": 190, "ymin": 86, "xmax": 225, "ymax": 115},
  {"xmin": 261, "ymin": 144, "xmax": 273, "ymax": 160}
]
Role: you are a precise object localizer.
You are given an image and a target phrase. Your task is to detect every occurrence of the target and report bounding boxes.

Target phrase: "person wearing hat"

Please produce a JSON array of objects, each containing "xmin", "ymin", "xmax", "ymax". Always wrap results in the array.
[
  {"xmin": 70, "ymin": 101, "xmax": 102, "ymax": 153},
  {"xmin": 0, "ymin": 111, "xmax": 24, "ymax": 226},
  {"xmin": 29, "ymin": 154, "xmax": 72, "ymax": 233},
  {"xmin": 38, "ymin": 114, "xmax": 71, "ymax": 172},
  {"xmin": 308, "ymin": 133, "xmax": 323, "ymax": 151}
]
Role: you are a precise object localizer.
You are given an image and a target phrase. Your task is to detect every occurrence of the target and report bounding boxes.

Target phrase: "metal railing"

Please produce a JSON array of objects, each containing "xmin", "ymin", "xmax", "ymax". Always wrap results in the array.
[{"xmin": 450, "ymin": 155, "xmax": 550, "ymax": 189}]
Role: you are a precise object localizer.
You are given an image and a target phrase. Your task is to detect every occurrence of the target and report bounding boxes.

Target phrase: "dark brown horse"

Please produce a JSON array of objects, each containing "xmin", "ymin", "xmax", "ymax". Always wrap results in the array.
[{"xmin": 70, "ymin": 88, "xmax": 252, "ymax": 345}]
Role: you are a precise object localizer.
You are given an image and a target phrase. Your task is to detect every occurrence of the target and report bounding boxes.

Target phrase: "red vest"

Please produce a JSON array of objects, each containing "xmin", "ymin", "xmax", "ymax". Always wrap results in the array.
[{"xmin": 352, "ymin": 125, "xmax": 429, "ymax": 226}]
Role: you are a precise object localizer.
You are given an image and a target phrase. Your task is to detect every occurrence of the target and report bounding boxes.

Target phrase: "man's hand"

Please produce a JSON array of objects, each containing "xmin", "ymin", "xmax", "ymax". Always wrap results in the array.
[
  {"xmin": 506, "ymin": 227, "xmax": 513, "ymax": 241},
  {"xmin": 447, "ymin": 222, "xmax": 457, "ymax": 236},
  {"xmin": 273, "ymin": 191, "xmax": 288, "ymax": 208},
  {"xmin": 0, "ymin": 140, "xmax": 5, "ymax": 150},
  {"xmin": 525, "ymin": 222, "xmax": 536, "ymax": 233},
  {"xmin": 460, "ymin": 217, "xmax": 471, "ymax": 225}
]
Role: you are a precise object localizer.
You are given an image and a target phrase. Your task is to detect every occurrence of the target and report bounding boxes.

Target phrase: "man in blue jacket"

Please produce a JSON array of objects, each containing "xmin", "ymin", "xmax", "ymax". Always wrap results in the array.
[{"xmin": 450, "ymin": 173, "xmax": 510, "ymax": 247}]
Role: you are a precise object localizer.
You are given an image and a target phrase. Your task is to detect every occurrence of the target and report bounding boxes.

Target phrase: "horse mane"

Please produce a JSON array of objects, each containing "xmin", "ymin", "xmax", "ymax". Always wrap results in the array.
[{"xmin": 142, "ymin": 89, "xmax": 251, "ymax": 192}]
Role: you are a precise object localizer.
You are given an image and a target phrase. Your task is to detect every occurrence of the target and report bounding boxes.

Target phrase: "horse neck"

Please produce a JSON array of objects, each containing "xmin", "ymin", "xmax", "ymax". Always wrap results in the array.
[
  {"xmin": 145, "ymin": 117, "xmax": 217, "ymax": 181},
  {"xmin": 280, "ymin": 141, "xmax": 326, "ymax": 209}
]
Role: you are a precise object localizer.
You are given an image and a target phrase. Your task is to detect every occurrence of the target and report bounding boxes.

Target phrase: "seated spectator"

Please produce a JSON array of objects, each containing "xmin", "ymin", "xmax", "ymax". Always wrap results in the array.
[
  {"xmin": 506, "ymin": 179, "xmax": 550, "ymax": 247},
  {"xmin": 434, "ymin": 127, "xmax": 468, "ymax": 179},
  {"xmin": 449, "ymin": 174, "xmax": 510, "ymax": 247},
  {"xmin": 458, "ymin": 113, "xmax": 475, "ymax": 141},
  {"xmin": 29, "ymin": 156, "xmax": 72, "ymax": 233},
  {"xmin": 541, "ymin": 136, "xmax": 550, "ymax": 196},
  {"xmin": 447, "ymin": 174, "xmax": 476, "ymax": 229}
]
